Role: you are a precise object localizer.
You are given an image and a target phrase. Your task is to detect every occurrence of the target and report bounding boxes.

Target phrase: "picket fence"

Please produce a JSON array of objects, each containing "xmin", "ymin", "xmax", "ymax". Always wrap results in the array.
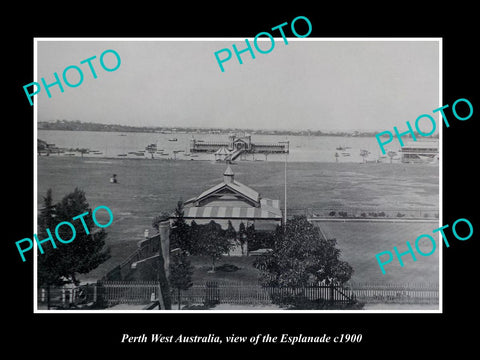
[
  {"xmin": 99, "ymin": 280, "xmax": 357, "ymax": 307},
  {"xmin": 346, "ymin": 282, "xmax": 439, "ymax": 304},
  {"xmin": 38, "ymin": 281, "xmax": 439, "ymax": 308}
]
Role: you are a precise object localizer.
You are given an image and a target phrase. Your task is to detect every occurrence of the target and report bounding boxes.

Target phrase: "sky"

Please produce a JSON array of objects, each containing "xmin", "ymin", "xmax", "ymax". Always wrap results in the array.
[{"xmin": 36, "ymin": 39, "xmax": 440, "ymax": 132}]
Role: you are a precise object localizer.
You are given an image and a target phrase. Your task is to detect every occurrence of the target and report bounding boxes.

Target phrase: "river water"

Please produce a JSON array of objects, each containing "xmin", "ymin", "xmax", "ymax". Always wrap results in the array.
[{"xmin": 37, "ymin": 130, "xmax": 408, "ymax": 163}]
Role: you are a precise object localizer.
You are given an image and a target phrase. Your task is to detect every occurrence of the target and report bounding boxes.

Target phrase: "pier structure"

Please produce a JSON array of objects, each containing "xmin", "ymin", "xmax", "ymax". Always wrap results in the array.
[{"xmin": 190, "ymin": 134, "xmax": 289, "ymax": 161}]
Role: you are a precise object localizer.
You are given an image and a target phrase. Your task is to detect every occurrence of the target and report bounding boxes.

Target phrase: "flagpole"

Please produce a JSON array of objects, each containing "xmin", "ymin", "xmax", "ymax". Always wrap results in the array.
[{"xmin": 284, "ymin": 139, "xmax": 288, "ymax": 229}]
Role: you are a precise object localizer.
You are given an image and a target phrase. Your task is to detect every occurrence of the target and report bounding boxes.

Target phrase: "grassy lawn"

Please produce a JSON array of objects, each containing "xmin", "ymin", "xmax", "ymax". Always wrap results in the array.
[
  {"xmin": 36, "ymin": 157, "xmax": 439, "ymax": 284},
  {"xmin": 189, "ymin": 221, "xmax": 440, "ymax": 287},
  {"xmin": 317, "ymin": 221, "xmax": 440, "ymax": 284},
  {"xmin": 187, "ymin": 220, "xmax": 440, "ymax": 286}
]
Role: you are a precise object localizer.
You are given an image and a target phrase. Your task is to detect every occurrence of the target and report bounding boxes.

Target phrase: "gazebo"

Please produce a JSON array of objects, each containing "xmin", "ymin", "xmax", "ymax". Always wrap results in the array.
[{"xmin": 214, "ymin": 146, "xmax": 230, "ymax": 162}]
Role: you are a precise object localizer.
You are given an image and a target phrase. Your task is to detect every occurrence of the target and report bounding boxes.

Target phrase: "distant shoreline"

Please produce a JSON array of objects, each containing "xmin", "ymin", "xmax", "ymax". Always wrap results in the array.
[
  {"xmin": 38, "ymin": 121, "xmax": 439, "ymax": 140},
  {"xmin": 37, "ymin": 153, "xmax": 421, "ymax": 165},
  {"xmin": 37, "ymin": 127, "xmax": 439, "ymax": 164},
  {"xmin": 38, "ymin": 121, "xmax": 393, "ymax": 138}
]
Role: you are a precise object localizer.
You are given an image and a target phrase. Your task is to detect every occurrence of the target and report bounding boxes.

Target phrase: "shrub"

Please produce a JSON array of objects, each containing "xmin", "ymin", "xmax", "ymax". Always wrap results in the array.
[
  {"xmin": 329, "ymin": 211, "xmax": 336, "ymax": 216},
  {"xmin": 216, "ymin": 264, "xmax": 240, "ymax": 272},
  {"xmin": 256, "ymin": 215, "xmax": 354, "ymax": 309},
  {"xmin": 272, "ymin": 293, "xmax": 363, "ymax": 310}
]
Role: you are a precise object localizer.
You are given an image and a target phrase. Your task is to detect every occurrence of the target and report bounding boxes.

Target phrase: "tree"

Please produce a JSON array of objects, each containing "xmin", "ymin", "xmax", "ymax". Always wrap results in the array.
[
  {"xmin": 245, "ymin": 223, "xmax": 256, "ymax": 254},
  {"xmin": 169, "ymin": 251, "xmax": 194, "ymax": 309},
  {"xmin": 387, "ymin": 151, "xmax": 397, "ymax": 163},
  {"xmin": 360, "ymin": 149, "xmax": 370, "ymax": 163},
  {"xmin": 225, "ymin": 220, "xmax": 236, "ymax": 240},
  {"xmin": 55, "ymin": 188, "xmax": 111, "ymax": 283},
  {"xmin": 37, "ymin": 189, "xmax": 63, "ymax": 309},
  {"xmin": 254, "ymin": 215, "xmax": 353, "ymax": 290},
  {"xmin": 238, "ymin": 222, "xmax": 247, "ymax": 255},
  {"xmin": 169, "ymin": 201, "xmax": 191, "ymax": 252},
  {"xmin": 152, "ymin": 211, "xmax": 171, "ymax": 233},
  {"xmin": 246, "ymin": 223, "xmax": 255, "ymax": 242},
  {"xmin": 37, "ymin": 188, "xmax": 111, "ymax": 307},
  {"xmin": 145, "ymin": 143, "xmax": 157, "ymax": 159},
  {"xmin": 195, "ymin": 221, "xmax": 234, "ymax": 272},
  {"xmin": 225, "ymin": 220, "xmax": 237, "ymax": 253},
  {"xmin": 79, "ymin": 148, "xmax": 88, "ymax": 158}
]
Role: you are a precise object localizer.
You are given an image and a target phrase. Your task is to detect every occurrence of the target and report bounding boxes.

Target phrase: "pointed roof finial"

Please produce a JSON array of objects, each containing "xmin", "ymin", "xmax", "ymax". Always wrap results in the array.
[
  {"xmin": 224, "ymin": 166, "xmax": 234, "ymax": 183},
  {"xmin": 224, "ymin": 165, "xmax": 234, "ymax": 176}
]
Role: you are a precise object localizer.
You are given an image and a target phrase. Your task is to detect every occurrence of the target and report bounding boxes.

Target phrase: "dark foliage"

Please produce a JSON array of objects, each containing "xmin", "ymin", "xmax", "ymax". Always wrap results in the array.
[
  {"xmin": 37, "ymin": 188, "xmax": 111, "ymax": 288},
  {"xmin": 254, "ymin": 215, "xmax": 354, "ymax": 288}
]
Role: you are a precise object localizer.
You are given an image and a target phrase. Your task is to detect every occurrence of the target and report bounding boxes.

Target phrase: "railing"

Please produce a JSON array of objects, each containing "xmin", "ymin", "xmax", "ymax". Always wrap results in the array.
[
  {"xmin": 347, "ymin": 282, "xmax": 439, "ymax": 304},
  {"xmin": 96, "ymin": 280, "xmax": 356, "ymax": 307},
  {"xmin": 225, "ymin": 149, "xmax": 244, "ymax": 161},
  {"xmin": 104, "ymin": 234, "xmax": 161, "ymax": 280},
  {"xmin": 304, "ymin": 208, "xmax": 439, "ymax": 220},
  {"xmin": 38, "ymin": 281, "xmax": 439, "ymax": 309},
  {"xmin": 37, "ymin": 283, "xmax": 98, "ymax": 309},
  {"xmin": 101, "ymin": 281, "xmax": 159, "ymax": 305}
]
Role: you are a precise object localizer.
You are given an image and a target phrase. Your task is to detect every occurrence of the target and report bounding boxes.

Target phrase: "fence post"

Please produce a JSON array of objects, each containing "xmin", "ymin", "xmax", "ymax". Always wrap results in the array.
[
  {"xmin": 205, "ymin": 281, "xmax": 219, "ymax": 306},
  {"xmin": 95, "ymin": 280, "xmax": 105, "ymax": 308},
  {"xmin": 329, "ymin": 283, "xmax": 334, "ymax": 305},
  {"xmin": 93, "ymin": 284, "xmax": 97, "ymax": 303}
]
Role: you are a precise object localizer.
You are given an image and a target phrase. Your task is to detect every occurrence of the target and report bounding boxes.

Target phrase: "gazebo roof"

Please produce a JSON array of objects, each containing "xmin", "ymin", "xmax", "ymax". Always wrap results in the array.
[{"xmin": 215, "ymin": 147, "xmax": 230, "ymax": 155}]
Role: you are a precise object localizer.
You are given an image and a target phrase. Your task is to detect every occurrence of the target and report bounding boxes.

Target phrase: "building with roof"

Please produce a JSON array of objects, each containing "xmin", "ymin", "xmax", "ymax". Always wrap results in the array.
[
  {"xmin": 181, "ymin": 166, "xmax": 283, "ymax": 255},
  {"xmin": 190, "ymin": 134, "xmax": 289, "ymax": 162},
  {"xmin": 399, "ymin": 141, "xmax": 439, "ymax": 163}
]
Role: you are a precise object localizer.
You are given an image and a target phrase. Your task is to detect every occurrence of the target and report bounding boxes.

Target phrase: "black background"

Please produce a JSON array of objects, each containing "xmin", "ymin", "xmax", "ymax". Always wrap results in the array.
[{"xmin": 5, "ymin": 4, "xmax": 478, "ymax": 355}]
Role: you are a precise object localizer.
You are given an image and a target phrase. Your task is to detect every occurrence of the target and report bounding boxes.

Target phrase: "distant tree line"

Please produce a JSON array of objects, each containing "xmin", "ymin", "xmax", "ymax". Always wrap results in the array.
[
  {"xmin": 38, "ymin": 120, "xmax": 159, "ymax": 133},
  {"xmin": 38, "ymin": 120, "xmax": 391, "ymax": 137}
]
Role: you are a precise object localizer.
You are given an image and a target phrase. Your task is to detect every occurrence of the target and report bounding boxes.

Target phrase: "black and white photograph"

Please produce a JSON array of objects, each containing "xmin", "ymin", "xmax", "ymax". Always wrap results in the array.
[
  {"xmin": 34, "ymin": 39, "xmax": 440, "ymax": 312},
  {"xmin": 6, "ymin": 6, "xmax": 478, "ymax": 354}
]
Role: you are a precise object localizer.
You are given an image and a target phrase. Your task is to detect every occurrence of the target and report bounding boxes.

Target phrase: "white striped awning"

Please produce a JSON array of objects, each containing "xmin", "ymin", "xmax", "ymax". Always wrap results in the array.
[
  {"xmin": 260, "ymin": 198, "xmax": 280, "ymax": 208},
  {"xmin": 183, "ymin": 205, "xmax": 282, "ymax": 219}
]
